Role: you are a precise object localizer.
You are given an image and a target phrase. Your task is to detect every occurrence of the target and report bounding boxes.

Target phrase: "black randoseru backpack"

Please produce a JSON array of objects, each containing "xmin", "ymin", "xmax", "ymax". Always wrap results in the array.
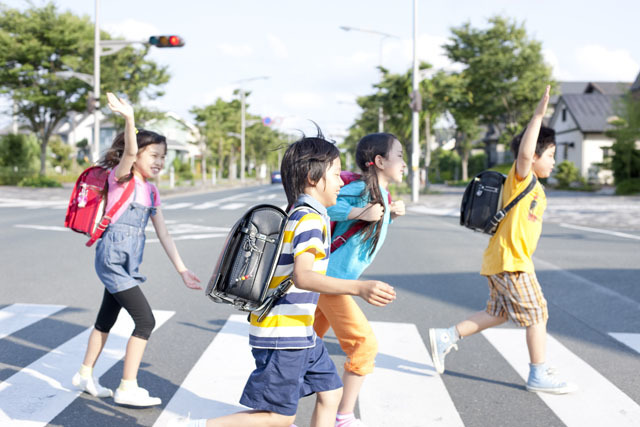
[
  {"xmin": 206, "ymin": 204, "xmax": 315, "ymax": 322},
  {"xmin": 460, "ymin": 170, "xmax": 537, "ymax": 235}
]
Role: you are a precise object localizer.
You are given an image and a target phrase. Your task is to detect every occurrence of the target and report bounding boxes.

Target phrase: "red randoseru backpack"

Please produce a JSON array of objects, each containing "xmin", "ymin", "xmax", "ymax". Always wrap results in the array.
[
  {"xmin": 64, "ymin": 166, "xmax": 134, "ymax": 247},
  {"xmin": 330, "ymin": 171, "xmax": 392, "ymax": 253}
]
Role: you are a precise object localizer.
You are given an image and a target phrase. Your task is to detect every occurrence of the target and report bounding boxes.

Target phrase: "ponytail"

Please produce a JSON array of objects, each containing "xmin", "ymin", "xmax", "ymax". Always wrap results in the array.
[{"xmin": 353, "ymin": 133, "xmax": 397, "ymax": 256}]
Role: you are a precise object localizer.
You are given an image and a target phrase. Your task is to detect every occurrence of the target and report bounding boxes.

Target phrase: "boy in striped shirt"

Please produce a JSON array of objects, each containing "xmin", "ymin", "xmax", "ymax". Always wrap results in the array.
[{"xmin": 176, "ymin": 132, "xmax": 396, "ymax": 427}]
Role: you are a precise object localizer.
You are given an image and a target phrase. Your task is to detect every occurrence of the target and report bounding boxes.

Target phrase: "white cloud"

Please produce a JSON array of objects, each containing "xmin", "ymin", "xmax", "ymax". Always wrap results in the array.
[
  {"xmin": 282, "ymin": 91, "xmax": 328, "ymax": 110},
  {"xmin": 217, "ymin": 43, "xmax": 254, "ymax": 58},
  {"xmin": 267, "ymin": 34, "xmax": 288, "ymax": 59},
  {"xmin": 103, "ymin": 19, "xmax": 160, "ymax": 42},
  {"xmin": 574, "ymin": 44, "xmax": 639, "ymax": 81},
  {"xmin": 202, "ymin": 85, "xmax": 237, "ymax": 104}
]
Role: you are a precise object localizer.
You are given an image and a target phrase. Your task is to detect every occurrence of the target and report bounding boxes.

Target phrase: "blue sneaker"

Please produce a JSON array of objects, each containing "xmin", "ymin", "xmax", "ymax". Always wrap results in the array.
[
  {"xmin": 526, "ymin": 364, "xmax": 578, "ymax": 394},
  {"xmin": 429, "ymin": 327, "xmax": 458, "ymax": 374}
]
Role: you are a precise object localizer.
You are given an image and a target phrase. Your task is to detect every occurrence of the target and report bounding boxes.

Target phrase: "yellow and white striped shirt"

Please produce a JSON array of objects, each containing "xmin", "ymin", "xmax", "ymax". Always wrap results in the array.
[{"xmin": 249, "ymin": 197, "xmax": 330, "ymax": 349}]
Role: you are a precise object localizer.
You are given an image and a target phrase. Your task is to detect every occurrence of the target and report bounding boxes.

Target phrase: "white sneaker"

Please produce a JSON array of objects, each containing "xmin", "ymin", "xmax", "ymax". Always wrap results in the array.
[
  {"xmin": 114, "ymin": 386, "xmax": 161, "ymax": 407},
  {"xmin": 71, "ymin": 372, "xmax": 113, "ymax": 398}
]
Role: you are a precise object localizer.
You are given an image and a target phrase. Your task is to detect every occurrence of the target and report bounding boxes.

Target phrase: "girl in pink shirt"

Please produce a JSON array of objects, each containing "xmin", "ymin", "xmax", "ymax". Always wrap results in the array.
[{"xmin": 71, "ymin": 93, "xmax": 202, "ymax": 407}]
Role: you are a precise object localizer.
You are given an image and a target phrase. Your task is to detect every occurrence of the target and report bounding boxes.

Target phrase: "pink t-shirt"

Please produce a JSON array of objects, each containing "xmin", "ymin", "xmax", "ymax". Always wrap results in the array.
[{"xmin": 106, "ymin": 169, "xmax": 161, "ymax": 224}]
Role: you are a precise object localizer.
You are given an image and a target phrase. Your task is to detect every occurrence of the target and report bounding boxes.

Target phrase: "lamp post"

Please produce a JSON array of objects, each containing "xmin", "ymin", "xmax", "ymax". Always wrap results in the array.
[
  {"xmin": 232, "ymin": 76, "xmax": 269, "ymax": 182},
  {"xmin": 340, "ymin": 26, "xmax": 399, "ymax": 132}
]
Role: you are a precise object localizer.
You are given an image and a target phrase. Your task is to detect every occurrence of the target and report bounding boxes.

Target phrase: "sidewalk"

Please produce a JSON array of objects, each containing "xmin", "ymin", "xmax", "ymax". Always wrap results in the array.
[{"xmin": 406, "ymin": 184, "xmax": 640, "ymax": 231}]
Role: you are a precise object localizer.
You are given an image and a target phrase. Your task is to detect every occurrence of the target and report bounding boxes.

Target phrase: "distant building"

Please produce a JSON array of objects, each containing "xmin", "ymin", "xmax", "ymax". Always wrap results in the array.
[
  {"xmin": 548, "ymin": 81, "xmax": 632, "ymax": 184},
  {"xmin": 55, "ymin": 111, "xmax": 202, "ymax": 172}
]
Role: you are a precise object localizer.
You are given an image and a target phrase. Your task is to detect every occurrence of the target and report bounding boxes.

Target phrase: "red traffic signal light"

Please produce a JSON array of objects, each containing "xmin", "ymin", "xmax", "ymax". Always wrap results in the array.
[{"xmin": 149, "ymin": 35, "xmax": 185, "ymax": 48}]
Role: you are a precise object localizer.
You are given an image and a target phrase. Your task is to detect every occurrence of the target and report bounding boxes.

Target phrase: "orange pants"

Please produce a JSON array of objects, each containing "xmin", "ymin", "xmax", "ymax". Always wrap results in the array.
[{"xmin": 314, "ymin": 294, "xmax": 378, "ymax": 376}]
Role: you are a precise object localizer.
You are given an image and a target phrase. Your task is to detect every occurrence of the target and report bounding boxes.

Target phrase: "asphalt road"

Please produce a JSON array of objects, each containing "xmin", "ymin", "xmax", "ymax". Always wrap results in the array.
[{"xmin": 1, "ymin": 184, "xmax": 639, "ymax": 427}]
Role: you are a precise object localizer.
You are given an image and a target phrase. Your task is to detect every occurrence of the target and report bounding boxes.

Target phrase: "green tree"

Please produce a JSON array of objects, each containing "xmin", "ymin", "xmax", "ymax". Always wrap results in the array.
[
  {"xmin": 0, "ymin": 133, "xmax": 39, "ymax": 184},
  {"xmin": 191, "ymin": 98, "xmax": 242, "ymax": 179},
  {"xmin": 49, "ymin": 136, "xmax": 73, "ymax": 173},
  {"xmin": 0, "ymin": 2, "xmax": 169, "ymax": 175},
  {"xmin": 605, "ymin": 93, "xmax": 640, "ymax": 190},
  {"xmin": 443, "ymin": 16, "xmax": 553, "ymax": 162}
]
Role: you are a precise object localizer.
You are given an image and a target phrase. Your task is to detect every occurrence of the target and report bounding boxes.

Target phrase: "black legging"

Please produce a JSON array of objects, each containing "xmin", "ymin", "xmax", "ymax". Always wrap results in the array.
[{"xmin": 94, "ymin": 286, "xmax": 156, "ymax": 340}]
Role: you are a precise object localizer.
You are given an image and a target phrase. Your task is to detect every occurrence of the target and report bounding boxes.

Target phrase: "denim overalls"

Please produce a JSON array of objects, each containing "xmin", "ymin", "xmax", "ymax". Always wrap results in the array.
[{"xmin": 95, "ymin": 185, "xmax": 156, "ymax": 294}]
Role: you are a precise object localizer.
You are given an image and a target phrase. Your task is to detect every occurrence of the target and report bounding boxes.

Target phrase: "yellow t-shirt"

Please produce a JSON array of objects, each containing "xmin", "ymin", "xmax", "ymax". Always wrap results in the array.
[{"xmin": 481, "ymin": 163, "xmax": 546, "ymax": 275}]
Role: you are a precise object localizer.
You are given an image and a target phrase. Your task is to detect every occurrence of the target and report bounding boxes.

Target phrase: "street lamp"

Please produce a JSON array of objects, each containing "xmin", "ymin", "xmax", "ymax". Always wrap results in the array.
[
  {"xmin": 340, "ymin": 26, "xmax": 399, "ymax": 132},
  {"xmin": 231, "ymin": 76, "xmax": 270, "ymax": 182},
  {"xmin": 411, "ymin": 0, "xmax": 420, "ymax": 203}
]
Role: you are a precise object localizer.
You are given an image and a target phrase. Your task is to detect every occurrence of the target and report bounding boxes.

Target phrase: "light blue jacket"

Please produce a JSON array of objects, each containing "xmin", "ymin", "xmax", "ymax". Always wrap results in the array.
[{"xmin": 326, "ymin": 180, "xmax": 391, "ymax": 280}]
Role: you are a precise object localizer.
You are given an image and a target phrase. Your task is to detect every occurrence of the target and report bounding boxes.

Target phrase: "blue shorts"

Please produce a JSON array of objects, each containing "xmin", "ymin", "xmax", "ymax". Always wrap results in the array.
[{"xmin": 239, "ymin": 338, "xmax": 343, "ymax": 416}]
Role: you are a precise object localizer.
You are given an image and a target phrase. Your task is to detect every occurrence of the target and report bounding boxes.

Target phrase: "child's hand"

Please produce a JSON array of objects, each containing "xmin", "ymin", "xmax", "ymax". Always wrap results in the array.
[
  {"xmin": 106, "ymin": 92, "xmax": 134, "ymax": 121},
  {"xmin": 390, "ymin": 200, "xmax": 405, "ymax": 217},
  {"xmin": 533, "ymin": 85, "xmax": 550, "ymax": 119},
  {"xmin": 358, "ymin": 280, "xmax": 396, "ymax": 307},
  {"xmin": 357, "ymin": 203, "xmax": 385, "ymax": 222},
  {"xmin": 179, "ymin": 269, "xmax": 202, "ymax": 290}
]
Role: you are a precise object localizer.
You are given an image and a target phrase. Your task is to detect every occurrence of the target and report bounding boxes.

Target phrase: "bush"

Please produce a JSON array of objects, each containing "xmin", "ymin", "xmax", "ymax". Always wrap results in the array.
[
  {"xmin": 18, "ymin": 175, "xmax": 62, "ymax": 188},
  {"xmin": 468, "ymin": 152, "xmax": 487, "ymax": 177},
  {"xmin": 0, "ymin": 134, "xmax": 39, "ymax": 183},
  {"xmin": 615, "ymin": 178, "xmax": 640, "ymax": 195},
  {"xmin": 429, "ymin": 148, "xmax": 461, "ymax": 183},
  {"xmin": 554, "ymin": 160, "xmax": 584, "ymax": 188},
  {"xmin": 488, "ymin": 162, "xmax": 513, "ymax": 175}
]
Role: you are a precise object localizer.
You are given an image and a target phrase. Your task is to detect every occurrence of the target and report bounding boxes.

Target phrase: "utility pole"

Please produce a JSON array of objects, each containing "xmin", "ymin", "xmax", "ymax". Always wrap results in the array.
[
  {"xmin": 411, "ymin": 0, "xmax": 420, "ymax": 203},
  {"xmin": 232, "ymin": 76, "xmax": 269, "ymax": 182},
  {"xmin": 93, "ymin": 0, "xmax": 100, "ymax": 163}
]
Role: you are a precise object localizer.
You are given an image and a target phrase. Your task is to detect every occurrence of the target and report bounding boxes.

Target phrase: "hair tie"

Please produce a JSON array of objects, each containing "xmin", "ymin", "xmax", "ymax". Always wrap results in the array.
[
  {"xmin": 365, "ymin": 161, "xmax": 374, "ymax": 167},
  {"xmin": 135, "ymin": 128, "xmax": 139, "ymax": 134}
]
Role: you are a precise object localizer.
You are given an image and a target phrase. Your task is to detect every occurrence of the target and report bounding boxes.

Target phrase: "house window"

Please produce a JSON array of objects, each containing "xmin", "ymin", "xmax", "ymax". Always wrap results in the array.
[{"xmin": 562, "ymin": 108, "xmax": 567, "ymax": 122}]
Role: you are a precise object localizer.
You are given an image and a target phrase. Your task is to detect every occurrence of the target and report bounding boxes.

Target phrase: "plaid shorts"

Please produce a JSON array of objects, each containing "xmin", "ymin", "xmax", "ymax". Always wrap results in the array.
[{"xmin": 485, "ymin": 271, "xmax": 548, "ymax": 327}]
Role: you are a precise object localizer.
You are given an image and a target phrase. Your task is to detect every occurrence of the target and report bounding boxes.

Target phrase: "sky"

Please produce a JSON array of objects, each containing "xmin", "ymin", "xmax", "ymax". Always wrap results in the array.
[{"xmin": 2, "ymin": 0, "xmax": 640, "ymax": 141}]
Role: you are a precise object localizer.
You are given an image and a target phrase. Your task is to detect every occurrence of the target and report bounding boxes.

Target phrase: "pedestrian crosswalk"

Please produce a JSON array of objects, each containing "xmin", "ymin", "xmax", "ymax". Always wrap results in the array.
[{"xmin": 0, "ymin": 304, "xmax": 639, "ymax": 426}]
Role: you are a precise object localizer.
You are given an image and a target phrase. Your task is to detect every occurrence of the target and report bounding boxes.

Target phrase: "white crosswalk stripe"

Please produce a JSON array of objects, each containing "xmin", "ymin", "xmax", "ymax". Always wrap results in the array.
[
  {"xmin": 609, "ymin": 332, "xmax": 640, "ymax": 354},
  {"xmin": 0, "ymin": 303, "xmax": 66, "ymax": 340},
  {"xmin": 1, "ymin": 305, "xmax": 639, "ymax": 426},
  {"xmin": 482, "ymin": 328, "xmax": 640, "ymax": 426},
  {"xmin": 0, "ymin": 308, "xmax": 174, "ymax": 427},
  {"xmin": 361, "ymin": 322, "xmax": 464, "ymax": 426}
]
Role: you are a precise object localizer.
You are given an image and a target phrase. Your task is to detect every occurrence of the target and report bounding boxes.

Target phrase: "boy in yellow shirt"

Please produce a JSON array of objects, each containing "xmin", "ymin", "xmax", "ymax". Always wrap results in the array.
[{"xmin": 429, "ymin": 86, "xmax": 577, "ymax": 394}]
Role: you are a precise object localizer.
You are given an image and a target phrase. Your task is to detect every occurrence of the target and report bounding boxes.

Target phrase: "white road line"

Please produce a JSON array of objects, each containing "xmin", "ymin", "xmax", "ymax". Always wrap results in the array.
[
  {"xmin": 0, "ymin": 199, "xmax": 67, "ymax": 209},
  {"xmin": 559, "ymin": 223, "xmax": 640, "ymax": 241},
  {"xmin": 0, "ymin": 310, "xmax": 174, "ymax": 427},
  {"xmin": 147, "ymin": 233, "xmax": 227, "ymax": 243},
  {"xmin": 407, "ymin": 205, "xmax": 459, "ymax": 217},
  {"xmin": 360, "ymin": 322, "xmax": 464, "ymax": 427},
  {"xmin": 609, "ymin": 333, "xmax": 640, "ymax": 354},
  {"xmin": 14, "ymin": 225, "xmax": 68, "ymax": 232},
  {"xmin": 162, "ymin": 202, "xmax": 195, "ymax": 210},
  {"xmin": 0, "ymin": 304, "xmax": 66, "ymax": 340},
  {"xmin": 190, "ymin": 201, "xmax": 220, "ymax": 210},
  {"xmin": 482, "ymin": 328, "xmax": 640, "ymax": 427},
  {"xmin": 219, "ymin": 203, "xmax": 247, "ymax": 210},
  {"xmin": 153, "ymin": 314, "xmax": 253, "ymax": 426}
]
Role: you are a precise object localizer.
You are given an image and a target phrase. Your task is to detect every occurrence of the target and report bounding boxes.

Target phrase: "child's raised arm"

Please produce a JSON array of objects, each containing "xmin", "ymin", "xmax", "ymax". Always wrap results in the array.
[
  {"xmin": 516, "ymin": 85, "xmax": 550, "ymax": 179},
  {"xmin": 106, "ymin": 92, "xmax": 137, "ymax": 180}
]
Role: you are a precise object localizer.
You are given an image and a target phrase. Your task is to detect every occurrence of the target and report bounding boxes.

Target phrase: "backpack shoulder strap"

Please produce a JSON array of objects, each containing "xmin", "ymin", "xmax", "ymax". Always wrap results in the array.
[
  {"xmin": 484, "ymin": 174, "xmax": 537, "ymax": 233},
  {"xmin": 85, "ymin": 177, "xmax": 135, "ymax": 246}
]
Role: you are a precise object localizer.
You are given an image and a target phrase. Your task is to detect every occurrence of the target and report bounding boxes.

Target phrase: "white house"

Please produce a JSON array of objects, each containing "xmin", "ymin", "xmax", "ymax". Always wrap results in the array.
[{"xmin": 548, "ymin": 81, "xmax": 632, "ymax": 184}]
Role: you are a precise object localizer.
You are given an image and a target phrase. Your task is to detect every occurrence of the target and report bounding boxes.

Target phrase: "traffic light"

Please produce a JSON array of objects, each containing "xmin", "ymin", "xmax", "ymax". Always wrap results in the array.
[{"xmin": 148, "ymin": 35, "xmax": 185, "ymax": 48}]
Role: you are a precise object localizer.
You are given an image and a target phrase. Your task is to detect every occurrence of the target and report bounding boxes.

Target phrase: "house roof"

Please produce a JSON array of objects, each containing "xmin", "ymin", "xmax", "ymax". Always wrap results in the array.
[
  {"xmin": 560, "ymin": 93, "xmax": 618, "ymax": 133},
  {"xmin": 550, "ymin": 81, "xmax": 631, "ymax": 104}
]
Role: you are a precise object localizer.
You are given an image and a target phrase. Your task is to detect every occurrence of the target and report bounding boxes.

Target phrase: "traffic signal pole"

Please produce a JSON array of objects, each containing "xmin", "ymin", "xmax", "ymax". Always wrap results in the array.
[
  {"xmin": 92, "ymin": 0, "xmax": 184, "ymax": 162},
  {"xmin": 93, "ymin": 0, "xmax": 100, "ymax": 163}
]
